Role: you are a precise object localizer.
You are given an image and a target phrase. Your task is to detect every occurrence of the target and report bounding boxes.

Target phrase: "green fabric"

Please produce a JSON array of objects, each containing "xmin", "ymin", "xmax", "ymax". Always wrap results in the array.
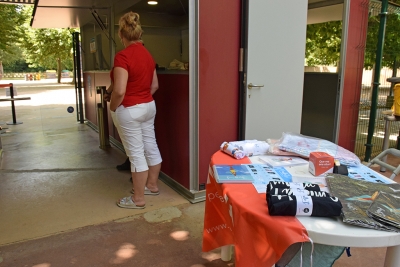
[{"xmin": 287, "ymin": 243, "xmax": 345, "ymax": 267}]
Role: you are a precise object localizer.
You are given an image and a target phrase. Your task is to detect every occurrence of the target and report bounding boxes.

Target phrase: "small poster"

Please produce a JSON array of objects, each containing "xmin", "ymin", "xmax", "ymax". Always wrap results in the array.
[{"xmin": 90, "ymin": 38, "xmax": 97, "ymax": 53}]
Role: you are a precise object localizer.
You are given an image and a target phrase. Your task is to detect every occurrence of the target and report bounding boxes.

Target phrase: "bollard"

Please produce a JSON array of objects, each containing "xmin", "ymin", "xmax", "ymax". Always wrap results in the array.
[{"xmin": 96, "ymin": 86, "xmax": 110, "ymax": 149}]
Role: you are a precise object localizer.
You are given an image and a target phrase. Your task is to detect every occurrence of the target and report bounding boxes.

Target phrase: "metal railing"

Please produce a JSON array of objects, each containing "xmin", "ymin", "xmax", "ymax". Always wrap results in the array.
[{"xmin": 353, "ymin": 0, "xmax": 400, "ymax": 160}]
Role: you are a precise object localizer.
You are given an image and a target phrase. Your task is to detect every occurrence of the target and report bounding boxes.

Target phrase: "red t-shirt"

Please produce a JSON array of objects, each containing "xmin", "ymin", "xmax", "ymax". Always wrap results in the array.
[{"xmin": 111, "ymin": 42, "xmax": 155, "ymax": 107}]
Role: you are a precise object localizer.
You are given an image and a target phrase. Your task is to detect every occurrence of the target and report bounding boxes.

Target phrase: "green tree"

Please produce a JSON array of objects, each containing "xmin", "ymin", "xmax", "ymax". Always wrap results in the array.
[
  {"xmin": 364, "ymin": 13, "xmax": 400, "ymax": 71},
  {"xmin": 305, "ymin": 21, "xmax": 342, "ymax": 66},
  {"xmin": 305, "ymin": 9, "xmax": 400, "ymax": 71},
  {"xmin": 19, "ymin": 6, "xmax": 77, "ymax": 83},
  {"xmin": 0, "ymin": 4, "xmax": 25, "ymax": 69},
  {"xmin": 20, "ymin": 27, "xmax": 76, "ymax": 83}
]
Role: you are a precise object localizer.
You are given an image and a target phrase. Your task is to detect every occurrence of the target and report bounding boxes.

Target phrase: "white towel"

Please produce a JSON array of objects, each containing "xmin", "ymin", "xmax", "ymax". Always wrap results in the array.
[
  {"xmin": 228, "ymin": 140, "xmax": 270, "ymax": 156},
  {"xmin": 220, "ymin": 142, "xmax": 246, "ymax": 159}
]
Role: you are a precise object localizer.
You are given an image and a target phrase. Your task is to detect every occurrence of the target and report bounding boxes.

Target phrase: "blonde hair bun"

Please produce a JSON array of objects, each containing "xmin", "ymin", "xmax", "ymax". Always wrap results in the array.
[{"xmin": 119, "ymin": 11, "xmax": 143, "ymax": 42}]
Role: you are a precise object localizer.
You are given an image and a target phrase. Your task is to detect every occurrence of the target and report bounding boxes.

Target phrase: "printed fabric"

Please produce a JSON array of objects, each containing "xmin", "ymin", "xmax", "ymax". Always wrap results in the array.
[{"xmin": 326, "ymin": 173, "xmax": 400, "ymax": 232}]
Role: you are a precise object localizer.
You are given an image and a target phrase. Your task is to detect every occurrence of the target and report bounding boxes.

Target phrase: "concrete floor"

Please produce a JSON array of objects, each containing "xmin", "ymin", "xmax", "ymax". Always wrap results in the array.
[{"xmin": 0, "ymin": 79, "xmax": 399, "ymax": 267}]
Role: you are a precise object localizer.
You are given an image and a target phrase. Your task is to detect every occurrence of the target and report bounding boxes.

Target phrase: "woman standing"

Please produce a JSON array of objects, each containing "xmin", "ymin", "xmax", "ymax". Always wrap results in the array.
[{"xmin": 107, "ymin": 11, "xmax": 162, "ymax": 209}]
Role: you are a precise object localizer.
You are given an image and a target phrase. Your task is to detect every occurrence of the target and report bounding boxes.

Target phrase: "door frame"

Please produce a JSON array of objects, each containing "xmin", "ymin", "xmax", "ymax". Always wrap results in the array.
[{"xmin": 238, "ymin": 0, "xmax": 249, "ymax": 140}]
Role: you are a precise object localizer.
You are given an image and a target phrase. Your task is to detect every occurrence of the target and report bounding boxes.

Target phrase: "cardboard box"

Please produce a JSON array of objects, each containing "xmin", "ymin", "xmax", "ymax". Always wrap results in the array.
[{"xmin": 309, "ymin": 152, "xmax": 334, "ymax": 176}]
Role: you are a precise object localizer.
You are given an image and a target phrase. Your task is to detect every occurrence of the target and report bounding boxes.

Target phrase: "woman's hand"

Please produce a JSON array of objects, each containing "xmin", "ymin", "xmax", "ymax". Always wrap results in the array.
[
  {"xmin": 104, "ymin": 91, "xmax": 111, "ymax": 102},
  {"xmin": 104, "ymin": 84, "xmax": 113, "ymax": 102}
]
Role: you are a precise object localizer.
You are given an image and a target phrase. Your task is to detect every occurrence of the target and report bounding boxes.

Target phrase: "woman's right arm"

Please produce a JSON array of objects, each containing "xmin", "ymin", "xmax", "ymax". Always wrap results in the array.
[
  {"xmin": 107, "ymin": 83, "xmax": 114, "ymax": 94},
  {"xmin": 110, "ymin": 67, "xmax": 128, "ymax": 111}
]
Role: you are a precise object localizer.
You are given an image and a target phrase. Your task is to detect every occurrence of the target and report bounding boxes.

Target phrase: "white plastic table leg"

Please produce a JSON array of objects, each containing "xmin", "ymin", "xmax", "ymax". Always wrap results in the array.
[
  {"xmin": 384, "ymin": 245, "xmax": 400, "ymax": 267},
  {"xmin": 221, "ymin": 245, "xmax": 232, "ymax": 261}
]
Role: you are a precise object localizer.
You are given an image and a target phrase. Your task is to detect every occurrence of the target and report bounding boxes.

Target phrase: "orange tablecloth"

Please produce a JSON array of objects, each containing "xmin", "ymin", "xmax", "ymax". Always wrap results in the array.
[{"xmin": 202, "ymin": 151, "xmax": 309, "ymax": 267}]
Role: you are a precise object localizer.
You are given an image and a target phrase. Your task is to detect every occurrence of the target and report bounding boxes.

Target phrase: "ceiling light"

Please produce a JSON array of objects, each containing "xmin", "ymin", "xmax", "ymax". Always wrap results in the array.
[{"xmin": 148, "ymin": 1, "xmax": 158, "ymax": 5}]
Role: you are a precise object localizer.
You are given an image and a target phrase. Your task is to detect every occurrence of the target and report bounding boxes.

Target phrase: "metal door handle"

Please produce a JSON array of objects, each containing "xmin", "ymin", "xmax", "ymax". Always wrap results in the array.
[{"xmin": 248, "ymin": 83, "xmax": 264, "ymax": 89}]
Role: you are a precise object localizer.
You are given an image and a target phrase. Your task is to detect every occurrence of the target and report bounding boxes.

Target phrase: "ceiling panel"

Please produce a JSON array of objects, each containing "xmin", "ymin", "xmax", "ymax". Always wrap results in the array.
[
  {"xmin": 308, "ymin": 4, "xmax": 343, "ymax": 24},
  {"xmin": 37, "ymin": 0, "xmax": 108, "ymax": 8},
  {"xmin": 31, "ymin": 0, "xmax": 344, "ymax": 29}
]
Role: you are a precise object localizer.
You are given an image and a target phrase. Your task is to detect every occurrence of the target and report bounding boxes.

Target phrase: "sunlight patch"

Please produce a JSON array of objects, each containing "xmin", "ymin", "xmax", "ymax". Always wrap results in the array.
[
  {"xmin": 202, "ymin": 251, "xmax": 222, "ymax": 261},
  {"xmin": 170, "ymin": 230, "xmax": 189, "ymax": 241},
  {"xmin": 110, "ymin": 243, "xmax": 137, "ymax": 264}
]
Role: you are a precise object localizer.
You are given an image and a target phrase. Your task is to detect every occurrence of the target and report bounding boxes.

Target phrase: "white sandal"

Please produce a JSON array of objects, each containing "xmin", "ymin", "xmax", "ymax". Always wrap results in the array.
[
  {"xmin": 131, "ymin": 186, "xmax": 160, "ymax": 195},
  {"xmin": 117, "ymin": 196, "xmax": 145, "ymax": 209}
]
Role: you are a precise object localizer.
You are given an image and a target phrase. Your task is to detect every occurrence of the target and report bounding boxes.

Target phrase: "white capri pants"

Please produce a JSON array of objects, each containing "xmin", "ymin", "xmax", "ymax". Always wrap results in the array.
[{"xmin": 110, "ymin": 100, "xmax": 162, "ymax": 172}]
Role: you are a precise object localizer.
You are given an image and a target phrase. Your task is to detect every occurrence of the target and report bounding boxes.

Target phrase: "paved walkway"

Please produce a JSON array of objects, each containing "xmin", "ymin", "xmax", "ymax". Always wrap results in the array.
[
  {"xmin": 0, "ymin": 79, "xmax": 398, "ymax": 266},
  {"xmin": 0, "ymin": 79, "xmax": 233, "ymax": 267}
]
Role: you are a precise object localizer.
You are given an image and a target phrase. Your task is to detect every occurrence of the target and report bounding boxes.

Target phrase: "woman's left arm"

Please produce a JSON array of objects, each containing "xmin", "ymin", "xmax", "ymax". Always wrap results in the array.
[
  {"xmin": 110, "ymin": 67, "xmax": 128, "ymax": 111},
  {"xmin": 150, "ymin": 69, "xmax": 159, "ymax": 95}
]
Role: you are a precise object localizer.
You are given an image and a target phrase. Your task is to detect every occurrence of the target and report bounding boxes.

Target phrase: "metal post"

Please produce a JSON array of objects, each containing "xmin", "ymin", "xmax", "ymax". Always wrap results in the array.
[
  {"xmin": 73, "ymin": 32, "xmax": 85, "ymax": 124},
  {"xmin": 6, "ymin": 83, "xmax": 22, "ymax": 125},
  {"xmin": 72, "ymin": 32, "xmax": 79, "ymax": 122},
  {"xmin": 10, "ymin": 84, "xmax": 16, "ymax": 124},
  {"xmin": 364, "ymin": 0, "xmax": 389, "ymax": 162},
  {"xmin": 96, "ymin": 86, "xmax": 110, "ymax": 149}
]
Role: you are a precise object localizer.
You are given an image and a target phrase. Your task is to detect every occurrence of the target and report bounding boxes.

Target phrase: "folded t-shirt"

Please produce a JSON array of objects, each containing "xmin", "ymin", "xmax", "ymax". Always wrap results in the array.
[
  {"xmin": 266, "ymin": 181, "xmax": 321, "ymax": 194},
  {"xmin": 269, "ymin": 187, "xmax": 330, "ymax": 198},
  {"xmin": 266, "ymin": 194, "xmax": 342, "ymax": 217}
]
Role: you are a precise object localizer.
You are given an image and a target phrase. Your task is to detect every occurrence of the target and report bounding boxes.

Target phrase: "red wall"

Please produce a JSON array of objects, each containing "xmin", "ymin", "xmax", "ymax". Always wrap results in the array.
[
  {"xmin": 153, "ymin": 74, "xmax": 190, "ymax": 188},
  {"xmin": 198, "ymin": 0, "xmax": 241, "ymax": 185},
  {"xmin": 338, "ymin": 0, "xmax": 369, "ymax": 151}
]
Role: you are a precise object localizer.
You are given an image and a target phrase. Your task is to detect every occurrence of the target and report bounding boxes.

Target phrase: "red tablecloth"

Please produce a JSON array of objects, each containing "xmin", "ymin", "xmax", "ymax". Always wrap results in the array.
[{"xmin": 202, "ymin": 151, "xmax": 309, "ymax": 267}]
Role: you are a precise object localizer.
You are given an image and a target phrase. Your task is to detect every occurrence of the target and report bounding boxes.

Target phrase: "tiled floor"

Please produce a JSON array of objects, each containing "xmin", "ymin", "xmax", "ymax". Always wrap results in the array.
[
  {"xmin": 0, "ymin": 79, "xmax": 399, "ymax": 266},
  {"xmin": 0, "ymin": 80, "xmax": 232, "ymax": 267}
]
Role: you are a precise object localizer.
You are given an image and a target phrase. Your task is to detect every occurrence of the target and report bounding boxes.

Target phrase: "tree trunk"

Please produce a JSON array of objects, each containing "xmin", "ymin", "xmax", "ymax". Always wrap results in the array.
[
  {"xmin": 0, "ymin": 61, "xmax": 3, "ymax": 81},
  {"xmin": 390, "ymin": 57, "xmax": 398, "ymax": 96},
  {"xmin": 57, "ymin": 58, "xmax": 61, "ymax": 83}
]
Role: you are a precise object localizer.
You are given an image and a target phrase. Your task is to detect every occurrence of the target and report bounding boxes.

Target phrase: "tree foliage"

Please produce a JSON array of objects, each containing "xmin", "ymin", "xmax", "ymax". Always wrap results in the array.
[
  {"xmin": 364, "ymin": 13, "xmax": 400, "ymax": 70},
  {"xmin": 0, "ymin": 5, "xmax": 77, "ymax": 81},
  {"xmin": 20, "ymin": 27, "xmax": 75, "ymax": 69},
  {"xmin": 305, "ymin": 4, "xmax": 400, "ymax": 70},
  {"xmin": 0, "ymin": 4, "xmax": 25, "ymax": 63},
  {"xmin": 17, "ymin": 6, "xmax": 77, "ymax": 82},
  {"xmin": 305, "ymin": 21, "xmax": 342, "ymax": 66}
]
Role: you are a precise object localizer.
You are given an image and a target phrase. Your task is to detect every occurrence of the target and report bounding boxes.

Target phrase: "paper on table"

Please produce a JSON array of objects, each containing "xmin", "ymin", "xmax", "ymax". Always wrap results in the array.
[
  {"xmin": 347, "ymin": 164, "xmax": 393, "ymax": 184},
  {"xmin": 249, "ymin": 164, "xmax": 292, "ymax": 193},
  {"xmin": 284, "ymin": 164, "xmax": 331, "ymax": 193},
  {"xmin": 258, "ymin": 155, "xmax": 308, "ymax": 168}
]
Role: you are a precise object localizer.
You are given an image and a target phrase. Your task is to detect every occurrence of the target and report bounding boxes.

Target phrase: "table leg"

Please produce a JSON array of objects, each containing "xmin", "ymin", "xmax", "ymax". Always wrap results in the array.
[
  {"xmin": 221, "ymin": 245, "xmax": 232, "ymax": 261},
  {"xmin": 381, "ymin": 120, "xmax": 392, "ymax": 172},
  {"xmin": 384, "ymin": 245, "xmax": 400, "ymax": 267}
]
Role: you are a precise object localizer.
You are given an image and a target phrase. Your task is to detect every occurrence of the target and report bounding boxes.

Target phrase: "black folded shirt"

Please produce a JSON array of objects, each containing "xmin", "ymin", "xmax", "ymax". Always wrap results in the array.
[
  {"xmin": 266, "ymin": 181, "xmax": 321, "ymax": 193},
  {"xmin": 269, "ymin": 187, "xmax": 330, "ymax": 198},
  {"xmin": 266, "ymin": 194, "xmax": 342, "ymax": 217}
]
